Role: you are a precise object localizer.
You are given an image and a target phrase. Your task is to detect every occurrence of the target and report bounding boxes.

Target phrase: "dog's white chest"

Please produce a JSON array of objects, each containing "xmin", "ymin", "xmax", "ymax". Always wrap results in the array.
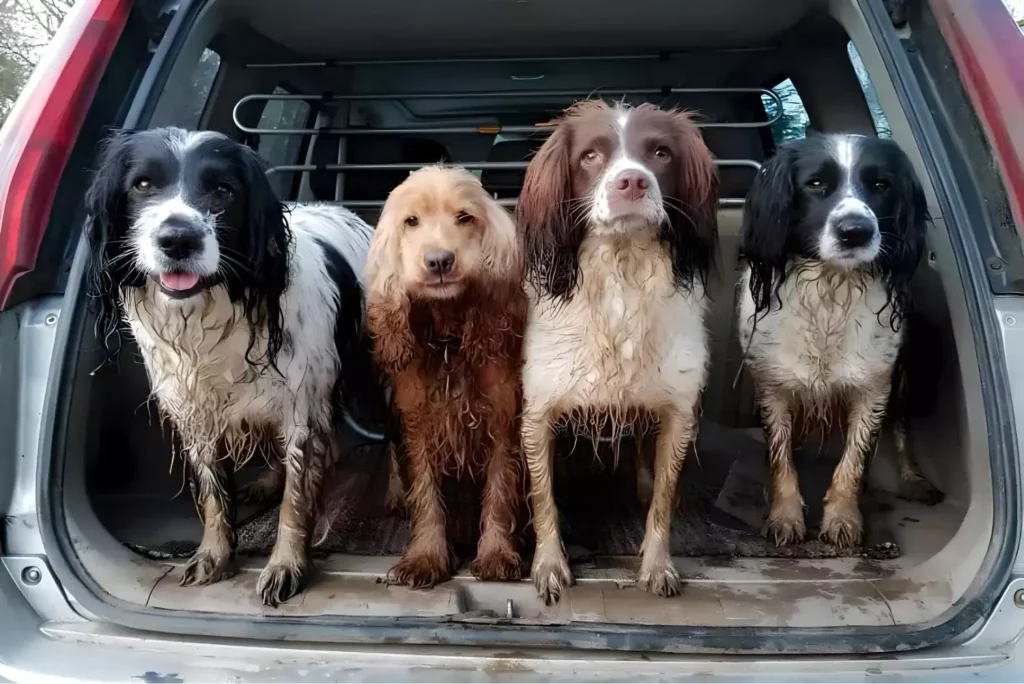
[
  {"xmin": 124, "ymin": 285, "xmax": 277, "ymax": 432},
  {"xmin": 738, "ymin": 265, "xmax": 902, "ymax": 395},
  {"xmin": 523, "ymin": 236, "xmax": 709, "ymax": 413}
]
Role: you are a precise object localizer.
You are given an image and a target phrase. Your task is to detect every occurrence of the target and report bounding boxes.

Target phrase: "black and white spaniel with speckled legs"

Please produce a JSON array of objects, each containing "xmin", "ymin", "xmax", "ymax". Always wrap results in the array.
[
  {"xmin": 738, "ymin": 133, "xmax": 944, "ymax": 550},
  {"xmin": 85, "ymin": 127, "xmax": 383, "ymax": 606}
]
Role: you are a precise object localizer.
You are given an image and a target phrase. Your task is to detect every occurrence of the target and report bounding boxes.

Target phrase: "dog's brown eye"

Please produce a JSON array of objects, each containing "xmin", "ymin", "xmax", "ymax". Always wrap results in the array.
[
  {"xmin": 653, "ymin": 146, "xmax": 672, "ymax": 159},
  {"xmin": 214, "ymin": 184, "xmax": 234, "ymax": 198},
  {"xmin": 455, "ymin": 211, "xmax": 474, "ymax": 225},
  {"xmin": 581, "ymin": 150, "xmax": 599, "ymax": 164},
  {"xmin": 132, "ymin": 178, "xmax": 152, "ymax": 191},
  {"xmin": 807, "ymin": 178, "xmax": 825, "ymax": 190},
  {"xmin": 405, "ymin": 216, "xmax": 419, "ymax": 227},
  {"xmin": 872, "ymin": 179, "xmax": 891, "ymax": 191}
]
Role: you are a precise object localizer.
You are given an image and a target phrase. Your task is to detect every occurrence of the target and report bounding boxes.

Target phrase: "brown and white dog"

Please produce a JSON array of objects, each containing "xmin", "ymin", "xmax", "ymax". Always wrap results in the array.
[
  {"xmin": 366, "ymin": 165, "xmax": 527, "ymax": 587},
  {"xmin": 516, "ymin": 101, "xmax": 719, "ymax": 604}
]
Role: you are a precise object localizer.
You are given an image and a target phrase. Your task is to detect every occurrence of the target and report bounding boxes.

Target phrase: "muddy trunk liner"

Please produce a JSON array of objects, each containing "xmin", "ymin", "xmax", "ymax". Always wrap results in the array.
[{"xmin": 122, "ymin": 422, "xmax": 900, "ymax": 564}]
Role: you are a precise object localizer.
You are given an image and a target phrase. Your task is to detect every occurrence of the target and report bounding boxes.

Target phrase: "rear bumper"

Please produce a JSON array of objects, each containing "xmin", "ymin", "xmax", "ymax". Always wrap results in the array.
[{"xmin": 1, "ymin": 571, "xmax": 1022, "ymax": 684}]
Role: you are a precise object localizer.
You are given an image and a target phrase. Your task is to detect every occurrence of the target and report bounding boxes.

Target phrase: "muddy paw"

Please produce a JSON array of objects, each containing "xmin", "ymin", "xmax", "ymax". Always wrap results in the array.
[
  {"xmin": 531, "ymin": 547, "xmax": 573, "ymax": 605},
  {"xmin": 763, "ymin": 501, "xmax": 807, "ymax": 547},
  {"xmin": 257, "ymin": 558, "xmax": 310, "ymax": 607},
  {"xmin": 387, "ymin": 551, "xmax": 453, "ymax": 589},
  {"xmin": 471, "ymin": 547, "xmax": 523, "ymax": 582},
  {"xmin": 637, "ymin": 557, "xmax": 682, "ymax": 597},
  {"xmin": 180, "ymin": 548, "xmax": 236, "ymax": 587},
  {"xmin": 819, "ymin": 500, "xmax": 863, "ymax": 548},
  {"xmin": 898, "ymin": 476, "xmax": 945, "ymax": 506}
]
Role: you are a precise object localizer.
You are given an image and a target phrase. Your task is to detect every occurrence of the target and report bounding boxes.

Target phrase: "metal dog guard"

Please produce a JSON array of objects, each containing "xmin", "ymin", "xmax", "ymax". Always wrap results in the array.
[
  {"xmin": 233, "ymin": 76, "xmax": 775, "ymax": 208},
  {"xmin": 234, "ymin": 58, "xmax": 775, "ymax": 438}
]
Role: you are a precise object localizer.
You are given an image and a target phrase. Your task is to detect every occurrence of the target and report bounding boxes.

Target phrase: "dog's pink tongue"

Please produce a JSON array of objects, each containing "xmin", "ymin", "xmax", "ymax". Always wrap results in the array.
[{"xmin": 160, "ymin": 272, "xmax": 200, "ymax": 291}]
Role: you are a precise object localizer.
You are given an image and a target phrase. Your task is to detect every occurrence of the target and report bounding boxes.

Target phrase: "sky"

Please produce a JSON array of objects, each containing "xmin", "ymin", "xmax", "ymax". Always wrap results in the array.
[{"xmin": 1005, "ymin": 0, "xmax": 1024, "ymax": 21}]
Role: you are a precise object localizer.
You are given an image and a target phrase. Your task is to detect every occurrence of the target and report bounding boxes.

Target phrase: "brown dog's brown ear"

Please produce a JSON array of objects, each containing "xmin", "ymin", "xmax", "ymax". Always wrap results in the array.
[
  {"xmin": 661, "ymin": 110, "xmax": 719, "ymax": 290},
  {"xmin": 480, "ymin": 196, "xmax": 523, "ymax": 284},
  {"xmin": 516, "ymin": 125, "xmax": 586, "ymax": 300}
]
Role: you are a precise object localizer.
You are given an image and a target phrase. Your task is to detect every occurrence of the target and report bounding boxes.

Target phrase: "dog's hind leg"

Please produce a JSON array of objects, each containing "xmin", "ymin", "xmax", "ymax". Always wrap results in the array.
[
  {"xmin": 635, "ymin": 432, "xmax": 656, "ymax": 511},
  {"xmin": 892, "ymin": 417, "xmax": 944, "ymax": 505},
  {"xmin": 238, "ymin": 467, "xmax": 285, "ymax": 506},
  {"xmin": 384, "ymin": 437, "xmax": 410, "ymax": 517}
]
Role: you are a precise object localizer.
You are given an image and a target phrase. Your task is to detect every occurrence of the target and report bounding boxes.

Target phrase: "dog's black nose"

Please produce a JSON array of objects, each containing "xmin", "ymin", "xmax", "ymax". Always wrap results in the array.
[
  {"xmin": 424, "ymin": 249, "xmax": 456, "ymax": 275},
  {"xmin": 835, "ymin": 218, "xmax": 877, "ymax": 249},
  {"xmin": 156, "ymin": 225, "xmax": 204, "ymax": 260}
]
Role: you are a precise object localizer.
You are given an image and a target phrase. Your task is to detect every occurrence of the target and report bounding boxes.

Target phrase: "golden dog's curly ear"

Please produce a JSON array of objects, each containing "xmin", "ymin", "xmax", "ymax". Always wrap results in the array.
[
  {"xmin": 365, "ymin": 190, "xmax": 415, "ymax": 373},
  {"xmin": 366, "ymin": 199, "xmax": 403, "ymax": 303},
  {"xmin": 366, "ymin": 294, "xmax": 415, "ymax": 373}
]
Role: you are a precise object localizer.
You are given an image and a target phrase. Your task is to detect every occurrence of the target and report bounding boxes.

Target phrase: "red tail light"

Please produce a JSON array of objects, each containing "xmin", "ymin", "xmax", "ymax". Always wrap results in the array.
[{"xmin": 0, "ymin": 0, "xmax": 130, "ymax": 309}]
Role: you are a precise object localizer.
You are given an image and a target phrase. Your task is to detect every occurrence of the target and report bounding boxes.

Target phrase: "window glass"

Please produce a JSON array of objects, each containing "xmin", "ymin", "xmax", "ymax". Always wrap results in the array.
[
  {"xmin": 169, "ymin": 48, "xmax": 221, "ymax": 129},
  {"xmin": 848, "ymin": 41, "xmax": 892, "ymax": 138},
  {"xmin": 761, "ymin": 78, "xmax": 809, "ymax": 144},
  {"xmin": 257, "ymin": 87, "xmax": 310, "ymax": 198}
]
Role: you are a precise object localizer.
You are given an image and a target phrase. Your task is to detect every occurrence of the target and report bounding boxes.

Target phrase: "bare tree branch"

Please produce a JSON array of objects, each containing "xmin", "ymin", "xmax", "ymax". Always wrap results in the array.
[{"xmin": 0, "ymin": 0, "xmax": 74, "ymax": 125}]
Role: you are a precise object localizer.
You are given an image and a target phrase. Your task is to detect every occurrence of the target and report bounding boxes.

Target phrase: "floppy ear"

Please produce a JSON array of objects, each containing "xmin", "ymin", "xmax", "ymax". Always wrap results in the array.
[
  {"xmin": 877, "ymin": 149, "xmax": 929, "ymax": 330},
  {"xmin": 516, "ymin": 125, "xmax": 586, "ymax": 300},
  {"xmin": 227, "ymin": 145, "xmax": 291, "ymax": 369},
  {"xmin": 741, "ymin": 145, "xmax": 797, "ymax": 317},
  {"xmin": 84, "ymin": 131, "xmax": 139, "ymax": 360},
  {"xmin": 480, "ymin": 196, "xmax": 523, "ymax": 285},
  {"xmin": 365, "ymin": 196, "xmax": 415, "ymax": 374},
  {"xmin": 663, "ymin": 111, "xmax": 720, "ymax": 290}
]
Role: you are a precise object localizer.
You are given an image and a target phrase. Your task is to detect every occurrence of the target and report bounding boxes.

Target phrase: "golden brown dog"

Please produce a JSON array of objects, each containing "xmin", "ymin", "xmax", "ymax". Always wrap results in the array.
[{"xmin": 365, "ymin": 165, "xmax": 527, "ymax": 587}]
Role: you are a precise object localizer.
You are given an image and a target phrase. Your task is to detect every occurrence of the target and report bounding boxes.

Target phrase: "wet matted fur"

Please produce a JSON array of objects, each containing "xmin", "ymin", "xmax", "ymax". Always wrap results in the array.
[
  {"xmin": 365, "ymin": 165, "xmax": 528, "ymax": 587},
  {"xmin": 84, "ymin": 127, "xmax": 377, "ymax": 606}
]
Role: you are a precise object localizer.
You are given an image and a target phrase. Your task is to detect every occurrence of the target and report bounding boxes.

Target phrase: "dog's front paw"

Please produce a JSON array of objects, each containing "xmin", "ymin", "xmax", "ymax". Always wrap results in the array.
[
  {"xmin": 531, "ymin": 545, "xmax": 573, "ymax": 605},
  {"xmin": 180, "ymin": 548, "xmax": 236, "ymax": 587},
  {"xmin": 763, "ymin": 495, "xmax": 807, "ymax": 546},
  {"xmin": 387, "ymin": 550, "xmax": 453, "ymax": 589},
  {"xmin": 819, "ymin": 498, "xmax": 863, "ymax": 548},
  {"xmin": 257, "ymin": 556, "xmax": 310, "ymax": 607},
  {"xmin": 637, "ymin": 555, "xmax": 682, "ymax": 597},
  {"xmin": 471, "ymin": 547, "xmax": 523, "ymax": 582}
]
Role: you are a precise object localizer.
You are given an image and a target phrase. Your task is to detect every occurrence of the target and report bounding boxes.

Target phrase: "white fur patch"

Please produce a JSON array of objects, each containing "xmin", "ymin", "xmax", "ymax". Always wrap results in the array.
[
  {"xmin": 737, "ymin": 262, "xmax": 902, "ymax": 410},
  {"xmin": 523, "ymin": 232, "xmax": 708, "ymax": 429}
]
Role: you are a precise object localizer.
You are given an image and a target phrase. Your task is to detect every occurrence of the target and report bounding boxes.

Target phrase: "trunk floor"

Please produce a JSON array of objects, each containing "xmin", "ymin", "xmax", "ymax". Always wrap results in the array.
[{"xmin": 95, "ymin": 423, "xmax": 905, "ymax": 564}]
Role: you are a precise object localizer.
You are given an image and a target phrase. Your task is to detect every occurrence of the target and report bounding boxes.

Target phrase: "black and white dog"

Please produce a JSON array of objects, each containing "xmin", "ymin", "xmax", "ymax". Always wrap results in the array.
[
  {"xmin": 738, "ymin": 133, "xmax": 944, "ymax": 550},
  {"xmin": 85, "ymin": 127, "xmax": 380, "ymax": 606}
]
